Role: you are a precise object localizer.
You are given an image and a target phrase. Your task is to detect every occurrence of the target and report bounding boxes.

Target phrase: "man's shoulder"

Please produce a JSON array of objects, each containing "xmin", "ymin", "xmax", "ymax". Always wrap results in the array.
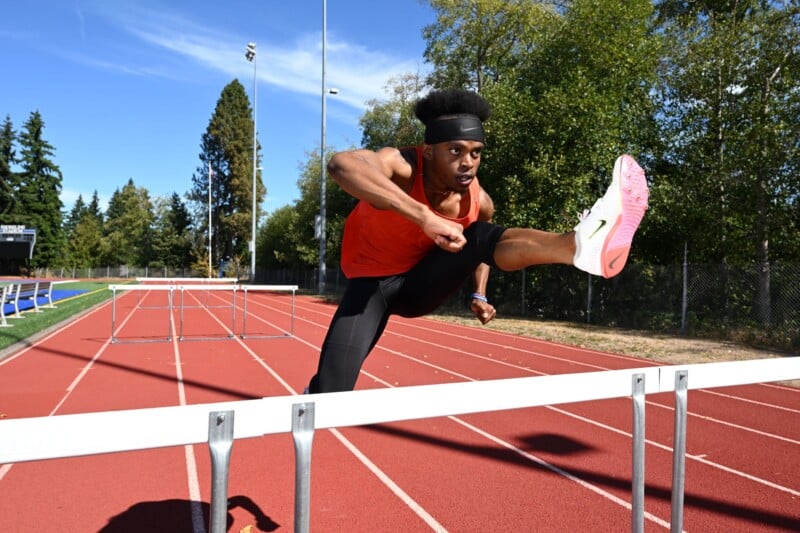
[{"xmin": 397, "ymin": 146, "xmax": 421, "ymax": 174}]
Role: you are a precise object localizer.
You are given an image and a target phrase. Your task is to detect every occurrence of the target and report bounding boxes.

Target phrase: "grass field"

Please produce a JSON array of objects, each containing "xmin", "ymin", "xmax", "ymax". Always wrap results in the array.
[{"xmin": 0, "ymin": 281, "xmax": 114, "ymax": 355}]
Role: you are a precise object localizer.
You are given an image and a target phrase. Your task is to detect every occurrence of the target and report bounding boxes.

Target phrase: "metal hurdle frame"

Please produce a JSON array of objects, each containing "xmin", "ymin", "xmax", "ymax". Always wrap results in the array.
[
  {"xmin": 109, "ymin": 284, "xmax": 174, "ymax": 344},
  {"xmin": 135, "ymin": 277, "xmax": 237, "ymax": 310},
  {"xmin": 3, "ymin": 358, "xmax": 799, "ymax": 533},
  {"xmin": 108, "ymin": 282, "xmax": 295, "ymax": 343},
  {"xmin": 239, "ymin": 284, "xmax": 299, "ymax": 339},
  {"xmin": 177, "ymin": 284, "xmax": 238, "ymax": 341}
]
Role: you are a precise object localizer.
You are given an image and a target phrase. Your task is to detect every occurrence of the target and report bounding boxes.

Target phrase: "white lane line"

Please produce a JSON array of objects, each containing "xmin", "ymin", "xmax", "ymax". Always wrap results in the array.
[
  {"xmin": 0, "ymin": 295, "xmax": 137, "ymax": 483},
  {"xmin": 168, "ymin": 300, "xmax": 206, "ymax": 533}
]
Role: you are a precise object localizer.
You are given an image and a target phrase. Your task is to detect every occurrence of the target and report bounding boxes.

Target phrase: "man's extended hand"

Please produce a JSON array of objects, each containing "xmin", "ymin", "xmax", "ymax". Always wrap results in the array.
[
  {"xmin": 421, "ymin": 214, "xmax": 466, "ymax": 252},
  {"xmin": 470, "ymin": 299, "xmax": 496, "ymax": 325}
]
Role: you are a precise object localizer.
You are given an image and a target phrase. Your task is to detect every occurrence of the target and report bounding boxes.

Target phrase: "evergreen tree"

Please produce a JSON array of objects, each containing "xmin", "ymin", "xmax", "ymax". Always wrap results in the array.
[
  {"xmin": 67, "ymin": 213, "xmax": 103, "ymax": 269},
  {"xmin": 87, "ymin": 190, "xmax": 104, "ymax": 223},
  {"xmin": 149, "ymin": 193, "xmax": 193, "ymax": 269},
  {"xmin": 64, "ymin": 194, "xmax": 87, "ymax": 237},
  {"xmin": 0, "ymin": 115, "xmax": 18, "ymax": 217},
  {"xmin": 102, "ymin": 178, "xmax": 154, "ymax": 266},
  {"xmin": 16, "ymin": 111, "xmax": 64, "ymax": 267},
  {"xmin": 188, "ymin": 80, "xmax": 265, "ymax": 266}
]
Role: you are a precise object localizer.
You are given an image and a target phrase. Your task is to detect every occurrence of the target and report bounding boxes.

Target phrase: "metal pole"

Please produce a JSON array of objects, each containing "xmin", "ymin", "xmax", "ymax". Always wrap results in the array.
[
  {"xmin": 208, "ymin": 162, "xmax": 213, "ymax": 279},
  {"xmin": 681, "ymin": 241, "xmax": 688, "ymax": 336},
  {"xmin": 293, "ymin": 402, "xmax": 316, "ymax": 533},
  {"xmin": 208, "ymin": 410, "xmax": 235, "ymax": 533},
  {"xmin": 670, "ymin": 370, "xmax": 689, "ymax": 532},
  {"xmin": 631, "ymin": 373, "xmax": 646, "ymax": 533},
  {"xmin": 251, "ymin": 45, "xmax": 258, "ymax": 282},
  {"xmin": 318, "ymin": 0, "xmax": 328, "ymax": 295}
]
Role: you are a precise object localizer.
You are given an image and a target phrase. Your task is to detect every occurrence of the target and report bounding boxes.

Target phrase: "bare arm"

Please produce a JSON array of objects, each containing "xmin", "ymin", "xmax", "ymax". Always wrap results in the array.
[
  {"xmin": 327, "ymin": 147, "xmax": 467, "ymax": 252},
  {"xmin": 471, "ymin": 187, "xmax": 497, "ymax": 324}
]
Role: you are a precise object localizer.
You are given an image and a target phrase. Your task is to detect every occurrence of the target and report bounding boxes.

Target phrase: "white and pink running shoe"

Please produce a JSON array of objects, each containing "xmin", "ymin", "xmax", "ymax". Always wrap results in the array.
[{"xmin": 573, "ymin": 154, "xmax": 648, "ymax": 278}]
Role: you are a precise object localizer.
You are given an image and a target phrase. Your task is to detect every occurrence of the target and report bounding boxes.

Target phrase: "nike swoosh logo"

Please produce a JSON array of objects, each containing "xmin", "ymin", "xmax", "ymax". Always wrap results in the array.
[
  {"xmin": 460, "ymin": 126, "xmax": 480, "ymax": 132},
  {"xmin": 589, "ymin": 219, "xmax": 607, "ymax": 238},
  {"xmin": 608, "ymin": 252, "xmax": 624, "ymax": 270}
]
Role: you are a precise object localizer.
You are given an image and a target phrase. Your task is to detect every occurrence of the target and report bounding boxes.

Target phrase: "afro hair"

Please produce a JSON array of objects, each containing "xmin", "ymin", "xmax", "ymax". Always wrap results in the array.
[{"xmin": 414, "ymin": 89, "xmax": 491, "ymax": 126}]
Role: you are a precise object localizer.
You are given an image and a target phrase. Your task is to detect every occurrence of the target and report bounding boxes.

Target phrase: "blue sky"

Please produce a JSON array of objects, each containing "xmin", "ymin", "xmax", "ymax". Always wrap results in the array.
[{"xmin": 1, "ymin": 0, "xmax": 435, "ymax": 215}]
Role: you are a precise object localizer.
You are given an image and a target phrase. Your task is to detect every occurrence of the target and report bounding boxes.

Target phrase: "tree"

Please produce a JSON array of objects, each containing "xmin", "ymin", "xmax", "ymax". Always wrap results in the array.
[
  {"xmin": 294, "ymin": 148, "xmax": 357, "ymax": 268},
  {"xmin": 16, "ymin": 111, "xmax": 64, "ymax": 267},
  {"xmin": 654, "ymin": 0, "xmax": 800, "ymax": 324},
  {"xmin": 64, "ymin": 194, "xmax": 86, "ymax": 238},
  {"xmin": 423, "ymin": 0, "xmax": 548, "ymax": 91},
  {"xmin": 67, "ymin": 213, "xmax": 103, "ymax": 269},
  {"xmin": 360, "ymin": 73, "xmax": 427, "ymax": 149},
  {"xmin": 0, "ymin": 115, "xmax": 18, "ymax": 217},
  {"xmin": 149, "ymin": 193, "xmax": 193, "ymax": 270},
  {"xmin": 258, "ymin": 205, "xmax": 302, "ymax": 268},
  {"xmin": 102, "ymin": 178, "xmax": 154, "ymax": 266},
  {"xmin": 87, "ymin": 190, "xmax": 104, "ymax": 224},
  {"xmin": 187, "ymin": 80, "xmax": 265, "ymax": 266}
]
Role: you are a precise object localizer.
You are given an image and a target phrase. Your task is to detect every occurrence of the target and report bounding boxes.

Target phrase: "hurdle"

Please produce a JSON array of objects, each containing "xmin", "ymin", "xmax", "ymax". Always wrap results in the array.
[
  {"xmin": 135, "ymin": 277, "xmax": 237, "ymax": 310},
  {"xmin": 108, "ymin": 282, "xmax": 297, "ymax": 342},
  {"xmin": 3, "ymin": 358, "xmax": 798, "ymax": 533},
  {"xmin": 177, "ymin": 284, "xmax": 237, "ymax": 341},
  {"xmin": 239, "ymin": 284, "xmax": 299, "ymax": 339},
  {"xmin": 109, "ymin": 284, "xmax": 173, "ymax": 343}
]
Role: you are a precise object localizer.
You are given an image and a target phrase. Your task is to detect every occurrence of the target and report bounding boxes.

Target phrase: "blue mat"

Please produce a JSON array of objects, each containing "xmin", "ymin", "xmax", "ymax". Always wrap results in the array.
[{"xmin": 2, "ymin": 289, "xmax": 87, "ymax": 316}]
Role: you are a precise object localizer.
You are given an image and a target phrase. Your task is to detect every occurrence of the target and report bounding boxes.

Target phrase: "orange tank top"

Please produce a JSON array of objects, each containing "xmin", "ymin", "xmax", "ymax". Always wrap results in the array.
[{"xmin": 340, "ymin": 146, "xmax": 481, "ymax": 278}]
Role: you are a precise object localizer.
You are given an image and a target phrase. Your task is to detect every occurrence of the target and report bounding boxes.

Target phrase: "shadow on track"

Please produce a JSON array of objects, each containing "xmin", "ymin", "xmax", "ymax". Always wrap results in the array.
[{"xmin": 98, "ymin": 495, "xmax": 279, "ymax": 532}]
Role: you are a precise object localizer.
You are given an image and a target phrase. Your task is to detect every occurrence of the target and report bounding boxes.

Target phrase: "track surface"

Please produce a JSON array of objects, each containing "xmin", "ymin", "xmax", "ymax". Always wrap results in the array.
[{"xmin": 1, "ymin": 289, "xmax": 798, "ymax": 532}]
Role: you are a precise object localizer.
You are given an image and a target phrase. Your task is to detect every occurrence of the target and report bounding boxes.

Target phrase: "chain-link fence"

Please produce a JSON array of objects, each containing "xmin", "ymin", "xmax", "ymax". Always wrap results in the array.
[{"xmin": 37, "ymin": 262, "xmax": 799, "ymax": 352}]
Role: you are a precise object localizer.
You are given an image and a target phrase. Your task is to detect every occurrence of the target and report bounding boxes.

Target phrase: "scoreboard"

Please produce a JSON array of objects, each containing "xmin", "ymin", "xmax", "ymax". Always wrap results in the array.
[{"xmin": 0, "ymin": 225, "xmax": 36, "ymax": 259}]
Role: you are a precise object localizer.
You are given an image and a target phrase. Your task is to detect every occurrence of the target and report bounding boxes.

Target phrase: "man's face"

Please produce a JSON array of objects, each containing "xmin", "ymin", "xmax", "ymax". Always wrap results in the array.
[{"xmin": 427, "ymin": 140, "xmax": 484, "ymax": 192}]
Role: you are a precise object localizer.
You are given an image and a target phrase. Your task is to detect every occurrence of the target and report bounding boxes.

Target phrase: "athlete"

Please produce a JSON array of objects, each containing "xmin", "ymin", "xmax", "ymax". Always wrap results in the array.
[{"xmin": 306, "ymin": 89, "xmax": 648, "ymax": 393}]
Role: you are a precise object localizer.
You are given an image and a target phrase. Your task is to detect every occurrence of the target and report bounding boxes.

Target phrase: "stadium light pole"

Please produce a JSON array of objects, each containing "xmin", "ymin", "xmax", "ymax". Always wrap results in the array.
[
  {"xmin": 245, "ymin": 42, "xmax": 258, "ymax": 282},
  {"xmin": 208, "ymin": 163, "xmax": 213, "ymax": 278},
  {"xmin": 318, "ymin": 0, "xmax": 338, "ymax": 294}
]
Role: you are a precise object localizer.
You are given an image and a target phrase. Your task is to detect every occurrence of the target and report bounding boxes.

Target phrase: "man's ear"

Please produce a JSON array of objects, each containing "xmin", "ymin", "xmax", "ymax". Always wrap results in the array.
[{"xmin": 422, "ymin": 144, "xmax": 433, "ymax": 160}]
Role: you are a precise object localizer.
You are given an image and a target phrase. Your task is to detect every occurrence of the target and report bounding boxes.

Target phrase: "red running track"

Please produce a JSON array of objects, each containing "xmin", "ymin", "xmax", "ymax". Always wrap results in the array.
[{"xmin": 0, "ymin": 288, "xmax": 798, "ymax": 532}]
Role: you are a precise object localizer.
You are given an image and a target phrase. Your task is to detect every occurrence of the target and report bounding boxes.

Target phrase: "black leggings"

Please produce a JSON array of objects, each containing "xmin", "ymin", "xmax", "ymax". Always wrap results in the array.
[{"xmin": 308, "ymin": 222, "xmax": 506, "ymax": 393}]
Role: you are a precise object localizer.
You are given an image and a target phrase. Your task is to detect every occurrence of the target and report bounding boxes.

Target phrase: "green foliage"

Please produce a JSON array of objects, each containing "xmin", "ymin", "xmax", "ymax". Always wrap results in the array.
[
  {"xmin": 13, "ymin": 111, "xmax": 64, "ymax": 268},
  {"xmin": 0, "ymin": 282, "xmax": 112, "ymax": 352},
  {"xmin": 360, "ymin": 73, "xmax": 426, "ymax": 149},
  {"xmin": 102, "ymin": 179, "xmax": 154, "ymax": 266},
  {"xmin": 187, "ymin": 80, "xmax": 265, "ymax": 264},
  {"xmin": 67, "ymin": 214, "xmax": 103, "ymax": 268},
  {"xmin": 0, "ymin": 115, "xmax": 18, "ymax": 216},
  {"xmin": 148, "ymin": 193, "xmax": 193, "ymax": 269},
  {"xmin": 258, "ymin": 205, "xmax": 302, "ymax": 268}
]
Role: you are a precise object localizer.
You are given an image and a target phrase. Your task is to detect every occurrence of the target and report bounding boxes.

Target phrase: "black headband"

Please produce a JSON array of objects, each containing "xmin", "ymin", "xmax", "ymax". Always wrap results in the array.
[{"xmin": 424, "ymin": 114, "xmax": 486, "ymax": 144}]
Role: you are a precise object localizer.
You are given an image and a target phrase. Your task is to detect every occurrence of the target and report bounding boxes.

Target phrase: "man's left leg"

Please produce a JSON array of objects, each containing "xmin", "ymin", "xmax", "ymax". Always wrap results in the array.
[{"xmin": 391, "ymin": 222, "xmax": 506, "ymax": 317}]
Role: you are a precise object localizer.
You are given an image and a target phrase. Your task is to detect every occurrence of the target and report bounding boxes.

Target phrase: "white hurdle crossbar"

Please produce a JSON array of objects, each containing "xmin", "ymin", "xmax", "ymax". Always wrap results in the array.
[
  {"xmin": 1, "ymin": 357, "xmax": 797, "ymax": 533},
  {"xmin": 136, "ymin": 277, "xmax": 237, "ymax": 310}
]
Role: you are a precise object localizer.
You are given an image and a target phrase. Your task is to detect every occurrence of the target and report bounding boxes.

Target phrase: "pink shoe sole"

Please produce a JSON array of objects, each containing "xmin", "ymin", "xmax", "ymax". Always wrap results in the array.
[{"xmin": 601, "ymin": 155, "xmax": 648, "ymax": 278}]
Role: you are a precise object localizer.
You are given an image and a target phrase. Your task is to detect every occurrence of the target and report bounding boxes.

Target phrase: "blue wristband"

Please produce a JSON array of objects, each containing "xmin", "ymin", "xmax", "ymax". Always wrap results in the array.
[{"xmin": 471, "ymin": 293, "xmax": 488, "ymax": 303}]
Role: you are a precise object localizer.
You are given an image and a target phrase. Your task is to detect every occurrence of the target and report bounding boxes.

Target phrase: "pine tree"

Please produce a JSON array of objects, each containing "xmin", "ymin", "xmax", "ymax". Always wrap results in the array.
[
  {"xmin": 87, "ymin": 190, "xmax": 104, "ymax": 223},
  {"xmin": 102, "ymin": 178, "xmax": 154, "ymax": 266},
  {"xmin": 188, "ymin": 80, "xmax": 265, "ymax": 266},
  {"xmin": 0, "ymin": 115, "xmax": 18, "ymax": 218},
  {"xmin": 16, "ymin": 111, "xmax": 64, "ymax": 268},
  {"xmin": 64, "ymin": 194, "xmax": 87, "ymax": 237}
]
